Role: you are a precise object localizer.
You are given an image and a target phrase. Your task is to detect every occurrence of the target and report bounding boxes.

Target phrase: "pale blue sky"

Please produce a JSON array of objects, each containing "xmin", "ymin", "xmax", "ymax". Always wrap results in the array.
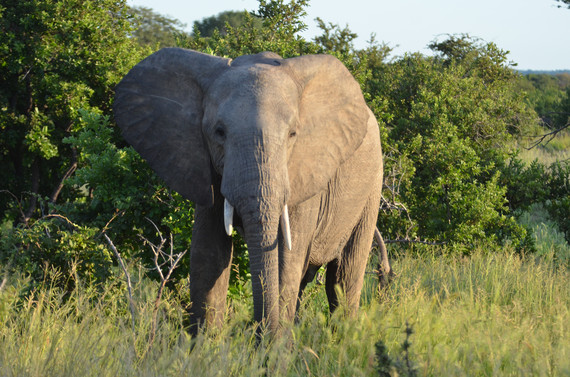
[{"xmin": 128, "ymin": 0, "xmax": 570, "ymax": 70}]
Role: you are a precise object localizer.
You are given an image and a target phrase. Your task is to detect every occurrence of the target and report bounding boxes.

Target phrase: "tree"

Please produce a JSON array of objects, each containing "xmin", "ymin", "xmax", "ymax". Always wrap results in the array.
[
  {"xmin": 129, "ymin": 6, "xmax": 189, "ymax": 48},
  {"xmin": 180, "ymin": 0, "xmax": 316, "ymax": 58},
  {"xmin": 0, "ymin": 1, "xmax": 154, "ymax": 285},
  {"xmin": 313, "ymin": 17, "xmax": 358, "ymax": 55},
  {"xmin": 521, "ymin": 73, "xmax": 568, "ymax": 128},
  {"xmin": 193, "ymin": 10, "xmax": 261, "ymax": 37},
  {"xmin": 0, "ymin": 0, "xmax": 144, "ymax": 225},
  {"xmin": 555, "ymin": 0, "xmax": 570, "ymax": 9},
  {"xmin": 371, "ymin": 36, "xmax": 537, "ymax": 249}
]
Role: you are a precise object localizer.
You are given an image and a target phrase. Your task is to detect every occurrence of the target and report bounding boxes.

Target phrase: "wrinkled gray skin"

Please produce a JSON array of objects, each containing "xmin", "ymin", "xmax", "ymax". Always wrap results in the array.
[{"xmin": 114, "ymin": 48, "xmax": 384, "ymax": 335}]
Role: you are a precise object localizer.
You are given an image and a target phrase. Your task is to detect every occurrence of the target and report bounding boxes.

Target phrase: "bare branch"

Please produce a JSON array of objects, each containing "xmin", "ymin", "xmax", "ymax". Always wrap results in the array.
[
  {"xmin": 526, "ymin": 121, "xmax": 570, "ymax": 150},
  {"xmin": 0, "ymin": 266, "xmax": 9, "ymax": 293},
  {"xmin": 372, "ymin": 228, "xmax": 393, "ymax": 287},
  {"xmin": 40, "ymin": 214, "xmax": 79, "ymax": 229},
  {"xmin": 103, "ymin": 233, "xmax": 136, "ymax": 333},
  {"xmin": 100, "ymin": 210, "xmax": 126, "ymax": 235},
  {"xmin": 49, "ymin": 147, "xmax": 78, "ymax": 204},
  {"xmin": 139, "ymin": 218, "xmax": 188, "ymax": 350}
]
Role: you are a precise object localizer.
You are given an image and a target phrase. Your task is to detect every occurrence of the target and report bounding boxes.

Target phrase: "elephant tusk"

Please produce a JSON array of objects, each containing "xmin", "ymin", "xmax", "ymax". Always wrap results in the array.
[
  {"xmin": 224, "ymin": 199, "xmax": 234, "ymax": 236},
  {"xmin": 280, "ymin": 204, "xmax": 292, "ymax": 250}
]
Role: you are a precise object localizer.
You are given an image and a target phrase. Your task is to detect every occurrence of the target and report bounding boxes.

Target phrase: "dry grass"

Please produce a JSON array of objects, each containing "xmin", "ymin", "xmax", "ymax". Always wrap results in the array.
[
  {"xmin": 517, "ymin": 129, "xmax": 570, "ymax": 165},
  {"xmin": 1, "ymin": 245, "xmax": 568, "ymax": 376}
]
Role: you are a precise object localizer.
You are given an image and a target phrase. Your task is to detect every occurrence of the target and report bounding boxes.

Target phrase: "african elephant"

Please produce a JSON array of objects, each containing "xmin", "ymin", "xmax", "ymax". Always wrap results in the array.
[{"xmin": 113, "ymin": 48, "xmax": 384, "ymax": 335}]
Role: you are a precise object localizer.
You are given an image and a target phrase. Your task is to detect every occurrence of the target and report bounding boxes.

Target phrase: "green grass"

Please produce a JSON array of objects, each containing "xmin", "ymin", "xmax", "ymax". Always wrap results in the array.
[{"xmin": 1, "ymin": 247, "xmax": 568, "ymax": 376}]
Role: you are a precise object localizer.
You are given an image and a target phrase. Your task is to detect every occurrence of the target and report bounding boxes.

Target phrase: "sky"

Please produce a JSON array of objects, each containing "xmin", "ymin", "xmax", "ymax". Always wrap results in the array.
[{"xmin": 127, "ymin": 0, "xmax": 570, "ymax": 71}]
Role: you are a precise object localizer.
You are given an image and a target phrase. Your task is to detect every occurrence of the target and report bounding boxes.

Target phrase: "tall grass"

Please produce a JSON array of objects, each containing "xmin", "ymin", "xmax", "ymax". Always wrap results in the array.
[{"xmin": 0, "ymin": 247, "xmax": 568, "ymax": 376}]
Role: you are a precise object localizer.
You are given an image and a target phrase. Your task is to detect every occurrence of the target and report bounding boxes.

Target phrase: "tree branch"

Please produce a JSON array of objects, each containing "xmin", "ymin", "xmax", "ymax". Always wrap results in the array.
[
  {"xmin": 140, "ymin": 218, "xmax": 188, "ymax": 351},
  {"xmin": 103, "ymin": 233, "xmax": 136, "ymax": 333},
  {"xmin": 526, "ymin": 121, "xmax": 570, "ymax": 150},
  {"xmin": 49, "ymin": 147, "xmax": 78, "ymax": 204}
]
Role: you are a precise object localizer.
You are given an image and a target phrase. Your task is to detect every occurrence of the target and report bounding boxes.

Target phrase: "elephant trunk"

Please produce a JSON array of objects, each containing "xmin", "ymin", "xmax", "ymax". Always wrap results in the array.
[
  {"xmin": 220, "ymin": 132, "xmax": 289, "ymax": 334},
  {"xmin": 242, "ymin": 208, "xmax": 281, "ymax": 333}
]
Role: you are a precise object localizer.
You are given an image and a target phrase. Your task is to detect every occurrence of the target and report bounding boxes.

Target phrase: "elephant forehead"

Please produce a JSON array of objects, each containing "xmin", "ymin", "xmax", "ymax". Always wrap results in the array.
[
  {"xmin": 207, "ymin": 67, "xmax": 300, "ymax": 124},
  {"xmin": 209, "ymin": 66, "xmax": 300, "ymax": 103}
]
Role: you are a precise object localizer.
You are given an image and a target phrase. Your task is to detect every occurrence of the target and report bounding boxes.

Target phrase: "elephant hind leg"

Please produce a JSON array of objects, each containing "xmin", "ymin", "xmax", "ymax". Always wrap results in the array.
[{"xmin": 326, "ymin": 194, "xmax": 379, "ymax": 316}]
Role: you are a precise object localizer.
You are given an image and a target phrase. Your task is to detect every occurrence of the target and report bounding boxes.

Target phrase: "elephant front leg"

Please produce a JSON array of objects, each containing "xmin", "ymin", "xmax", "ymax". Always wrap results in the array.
[{"xmin": 189, "ymin": 201, "xmax": 234, "ymax": 335}]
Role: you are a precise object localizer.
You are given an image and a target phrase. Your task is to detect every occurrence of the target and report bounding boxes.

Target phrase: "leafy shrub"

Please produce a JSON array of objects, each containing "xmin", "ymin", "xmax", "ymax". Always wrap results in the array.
[
  {"xmin": 0, "ymin": 0, "xmax": 144, "ymax": 224},
  {"xmin": 368, "ymin": 37, "xmax": 537, "ymax": 250},
  {"xmin": 0, "ymin": 217, "xmax": 112, "ymax": 287},
  {"xmin": 500, "ymin": 154, "xmax": 570, "ymax": 243},
  {"xmin": 2, "ymin": 1, "xmax": 563, "ymax": 291},
  {"xmin": 545, "ymin": 160, "xmax": 570, "ymax": 242}
]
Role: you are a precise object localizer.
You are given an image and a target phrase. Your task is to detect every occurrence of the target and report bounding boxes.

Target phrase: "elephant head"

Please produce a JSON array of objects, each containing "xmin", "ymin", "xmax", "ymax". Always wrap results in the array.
[{"xmin": 114, "ymin": 48, "xmax": 370, "ymax": 332}]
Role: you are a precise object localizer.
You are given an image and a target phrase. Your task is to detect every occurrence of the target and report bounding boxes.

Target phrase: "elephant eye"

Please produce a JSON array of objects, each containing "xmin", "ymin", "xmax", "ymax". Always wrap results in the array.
[
  {"xmin": 289, "ymin": 130, "xmax": 297, "ymax": 138},
  {"xmin": 215, "ymin": 127, "xmax": 226, "ymax": 139}
]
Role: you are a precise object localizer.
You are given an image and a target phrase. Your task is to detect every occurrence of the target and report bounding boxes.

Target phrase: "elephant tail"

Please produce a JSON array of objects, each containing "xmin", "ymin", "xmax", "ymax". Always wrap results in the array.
[{"xmin": 373, "ymin": 228, "xmax": 394, "ymax": 287}]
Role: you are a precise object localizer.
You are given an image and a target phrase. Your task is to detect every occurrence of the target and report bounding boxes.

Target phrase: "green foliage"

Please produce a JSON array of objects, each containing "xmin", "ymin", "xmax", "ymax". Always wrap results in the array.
[
  {"xmin": 517, "ymin": 203, "xmax": 570, "ymax": 266},
  {"xmin": 0, "ymin": 0, "xmax": 143, "ymax": 224},
  {"xmin": 545, "ymin": 161, "xmax": 570, "ymax": 243},
  {"xmin": 500, "ymin": 156, "xmax": 550, "ymax": 212},
  {"xmin": 193, "ymin": 10, "xmax": 262, "ymax": 38},
  {"xmin": 313, "ymin": 17, "xmax": 358, "ymax": 56},
  {"xmin": 555, "ymin": 85, "xmax": 570, "ymax": 128},
  {"xmin": 0, "ymin": 217, "xmax": 113, "ymax": 287},
  {"xmin": 179, "ymin": 0, "xmax": 317, "ymax": 58},
  {"xmin": 519, "ymin": 72, "xmax": 570, "ymax": 130},
  {"xmin": 369, "ymin": 36, "xmax": 537, "ymax": 250},
  {"xmin": 128, "ymin": 6, "xmax": 188, "ymax": 48},
  {"xmin": 499, "ymin": 153, "xmax": 570, "ymax": 243}
]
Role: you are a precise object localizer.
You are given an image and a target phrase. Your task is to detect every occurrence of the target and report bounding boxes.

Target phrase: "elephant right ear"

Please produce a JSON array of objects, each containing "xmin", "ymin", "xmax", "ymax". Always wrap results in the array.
[{"xmin": 114, "ymin": 48, "xmax": 230, "ymax": 206}]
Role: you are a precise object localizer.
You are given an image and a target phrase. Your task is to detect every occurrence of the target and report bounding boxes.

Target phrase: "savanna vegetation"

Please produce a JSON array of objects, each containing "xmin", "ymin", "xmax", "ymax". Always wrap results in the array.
[{"xmin": 1, "ymin": 0, "xmax": 569, "ymax": 375}]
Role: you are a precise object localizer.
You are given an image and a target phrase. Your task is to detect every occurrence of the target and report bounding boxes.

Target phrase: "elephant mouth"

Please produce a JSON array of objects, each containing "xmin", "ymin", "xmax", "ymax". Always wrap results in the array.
[{"xmin": 223, "ymin": 198, "xmax": 292, "ymax": 250}]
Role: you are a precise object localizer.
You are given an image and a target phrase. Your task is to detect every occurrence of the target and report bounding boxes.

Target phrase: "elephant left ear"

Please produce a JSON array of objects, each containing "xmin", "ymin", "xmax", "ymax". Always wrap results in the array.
[{"xmin": 282, "ymin": 54, "xmax": 371, "ymax": 204}]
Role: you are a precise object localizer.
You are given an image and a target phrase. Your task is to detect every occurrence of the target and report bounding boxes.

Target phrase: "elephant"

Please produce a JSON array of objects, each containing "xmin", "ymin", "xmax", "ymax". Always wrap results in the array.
[{"xmin": 113, "ymin": 48, "xmax": 385, "ymax": 335}]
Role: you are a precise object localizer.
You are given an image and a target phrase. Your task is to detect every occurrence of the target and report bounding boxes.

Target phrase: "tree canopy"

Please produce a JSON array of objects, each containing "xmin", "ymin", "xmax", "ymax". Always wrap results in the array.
[
  {"xmin": 128, "ymin": 6, "xmax": 188, "ymax": 48},
  {"xmin": 193, "ymin": 10, "xmax": 262, "ymax": 37},
  {"xmin": 1, "ymin": 0, "xmax": 567, "ymax": 288},
  {"xmin": 0, "ymin": 0, "xmax": 143, "ymax": 225}
]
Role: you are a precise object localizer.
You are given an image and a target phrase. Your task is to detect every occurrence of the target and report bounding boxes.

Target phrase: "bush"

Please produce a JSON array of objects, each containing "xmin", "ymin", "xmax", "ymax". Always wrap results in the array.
[
  {"xmin": 545, "ymin": 160, "xmax": 570, "ymax": 242},
  {"xmin": 500, "ymin": 154, "xmax": 570, "ymax": 243},
  {"xmin": 2, "ymin": 1, "xmax": 561, "ymax": 291},
  {"xmin": 367, "ymin": 37, "xmax": 537, "ymax": 250},
  {"xmin": 0, "ymin": 217, "xmax": 112, "ymax": 287}
]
